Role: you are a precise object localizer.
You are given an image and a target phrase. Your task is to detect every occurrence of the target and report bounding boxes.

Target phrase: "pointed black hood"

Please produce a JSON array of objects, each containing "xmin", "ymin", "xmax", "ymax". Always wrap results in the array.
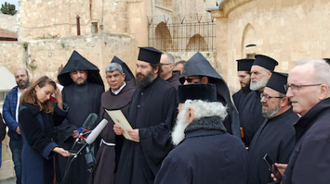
[
  {"xmin": 179, "ymin": 52, "xmax": 223, "ymax": 83},
  {"xmin": 111, "ymin": 56, "xmax": 135, "ymax": 82},
  {"xmin": 58, "ymin": 50, "xmax": 104, "ymax": 87}
]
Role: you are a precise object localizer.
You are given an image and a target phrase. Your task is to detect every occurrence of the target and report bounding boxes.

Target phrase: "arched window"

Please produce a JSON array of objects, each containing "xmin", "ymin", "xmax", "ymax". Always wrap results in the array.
[
  {"xmin": 186, "ymin": 34, "xmax": 208, "ymax": 51},
  {"xmin": 155, "ymin": 22, "xmax": 173, "ymax": 51}
]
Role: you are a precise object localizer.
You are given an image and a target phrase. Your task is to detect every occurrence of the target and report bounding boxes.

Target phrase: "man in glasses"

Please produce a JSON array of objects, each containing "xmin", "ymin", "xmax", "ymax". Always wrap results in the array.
[
  {"xmin": 233, "ymin": 58, "xmax": 254, "ymax": 112},
  {"xmin": 274, "ymin": 59, "xmax": 330, "ymax": 184},
  {"xmin": 248, "ymin": 72, "xmax": 298, "ymax": 184},
  {"xmin": 159, "ymin": 52, "xmax": 181, "ymax": 89},
  {"xmin": 179, "ymin": 52, "xmax": 241, "ymax": 138},
  {"xmin": 239, "ymin": 54, "xmax": 278, "ymax": 147}
]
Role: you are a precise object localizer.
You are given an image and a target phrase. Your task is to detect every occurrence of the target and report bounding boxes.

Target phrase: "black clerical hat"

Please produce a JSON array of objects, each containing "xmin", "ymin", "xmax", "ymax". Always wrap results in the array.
[
  {"xmin": 236, "ymin": 58, "xmax": 254, "ymax": 71},
  {"xmin": 111, "ymin": 56, "xmax": 135, "ymax": 81},
  {"xmin": 323, "ymin": 58, "xmax": 330, "ymax": 65},
  {"xmin": 137, "ymin": 47, "xmax": 162, "ymax": 64},
  {"xmin": 266, "ymin": 72, "xmax": 288, "ymax": 94},
  {"xmin": 178, "ymin": 83, "xmax": 217, "ymax": 103},
  {"xmin": 253, "ymin": 54, "xmax": 278, "ymax": 71}
]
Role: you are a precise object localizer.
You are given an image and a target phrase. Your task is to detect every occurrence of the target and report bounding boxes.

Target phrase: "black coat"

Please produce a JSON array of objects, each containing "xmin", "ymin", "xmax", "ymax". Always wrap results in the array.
[
  {"xmin": 248, "ymin": 108, "xmax": 298, "ymax": 184},
  {"xmin": 233, "ymin": 88, "xmax": 251, "ymax": 112},
  {"xmin": 19, "ymin": 102, "xmax": 67, "ymax": 184},
  {"xmin": 0, "ymin": 113, "xmax": 5, "ymax": 142},
  {"xmin": 155, "ymin": 129, "xmax": 249, "ymax": 184},
  {"xmin": 115, "ymin": 77, "xmax": 177, "ymax": 184},
  {"xmin": 240, "ymin": 91, "xmax": 266, "ymax": 146},
  {"xmin": 283, "ymin": 98, "xmax": 330, "ymax": 184}
]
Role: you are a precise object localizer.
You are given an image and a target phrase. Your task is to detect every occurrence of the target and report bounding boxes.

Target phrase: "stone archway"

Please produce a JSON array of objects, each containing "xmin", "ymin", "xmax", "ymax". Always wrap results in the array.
[
  {"xmin": 155, "ymin": 22, "xmax": 173, "ymax": 51},
  {"xmin": 241, "ymin": 23, "xmax": 257, "ymax": 58},
  {"xmin": 186, "ymin": 34, "xmax": 208, "ymax": 51}
]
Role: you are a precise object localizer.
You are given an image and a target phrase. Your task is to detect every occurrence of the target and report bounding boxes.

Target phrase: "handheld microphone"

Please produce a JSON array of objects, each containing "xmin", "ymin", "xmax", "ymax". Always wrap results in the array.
[
  {"xmin": 76, "ymin": 113, "xmax": 98, "ymax": 143},
  {"xmin": 85, "ymin": 119, "xmax": 108, "ymax": 144}
]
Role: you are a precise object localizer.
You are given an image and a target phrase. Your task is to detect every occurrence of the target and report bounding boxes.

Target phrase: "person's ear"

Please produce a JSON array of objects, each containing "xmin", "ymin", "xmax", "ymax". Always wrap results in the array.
[
  {"xmin": 187, "ymin": 108, "xmax": 195, "ymax": 124},
  {"xmin": 201, "ymin": 76, "xmax": 209, "ymax": 84},
  {"xmin": 319, "ymin": 84, "xmax": 329, "ymax": 100}
]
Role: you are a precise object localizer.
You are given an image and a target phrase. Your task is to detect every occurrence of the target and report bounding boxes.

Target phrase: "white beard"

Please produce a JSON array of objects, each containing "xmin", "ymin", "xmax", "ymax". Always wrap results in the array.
[
  {"xmin": 171, "ymin": 108, "xmax": 189, "ymax": 146},
  {"xmin": 250, "ymin": 77, "xmax": 268, "ymax": 91}
]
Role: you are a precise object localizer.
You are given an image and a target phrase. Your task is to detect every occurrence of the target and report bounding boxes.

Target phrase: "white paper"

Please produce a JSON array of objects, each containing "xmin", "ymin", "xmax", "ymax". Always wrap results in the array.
[{"xmin": 105, "ymin": 109, "xmax": 138, "ymax": 142}]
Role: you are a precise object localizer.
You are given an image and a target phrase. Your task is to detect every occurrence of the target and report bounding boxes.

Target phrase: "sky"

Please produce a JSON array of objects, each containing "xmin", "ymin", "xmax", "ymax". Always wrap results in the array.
[{"xmin": 0, "ymin": 0, "xmax": 19, "ymax": 10}]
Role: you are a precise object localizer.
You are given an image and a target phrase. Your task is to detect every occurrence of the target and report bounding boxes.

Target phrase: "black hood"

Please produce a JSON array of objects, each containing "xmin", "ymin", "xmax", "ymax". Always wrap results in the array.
[
  {"xmin": 58, "ymin": 50, "xmax": 104, "ymax": 87},
  {"xmin": 111, "ymin": 56, "xmax": 135, "ymax": 82}
]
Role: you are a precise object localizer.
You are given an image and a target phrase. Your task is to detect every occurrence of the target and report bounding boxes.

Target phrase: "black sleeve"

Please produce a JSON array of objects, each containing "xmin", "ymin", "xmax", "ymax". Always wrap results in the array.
[{"xmin": 0, "ymin": 113, "xmax": 6, "ymax": 142}]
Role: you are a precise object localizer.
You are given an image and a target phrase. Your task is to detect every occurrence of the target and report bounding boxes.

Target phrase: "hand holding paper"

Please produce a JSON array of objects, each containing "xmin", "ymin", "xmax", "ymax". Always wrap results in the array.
[{"xmin": 106, "ymin": 109, "xmax": 139, "ymax": 142}]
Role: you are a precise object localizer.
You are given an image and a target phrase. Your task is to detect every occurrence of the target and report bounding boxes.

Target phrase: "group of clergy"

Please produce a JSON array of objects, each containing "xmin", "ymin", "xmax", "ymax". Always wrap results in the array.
[{"xmin": 24, "ymin": 43, "xmax": 330, "ymax": 184}]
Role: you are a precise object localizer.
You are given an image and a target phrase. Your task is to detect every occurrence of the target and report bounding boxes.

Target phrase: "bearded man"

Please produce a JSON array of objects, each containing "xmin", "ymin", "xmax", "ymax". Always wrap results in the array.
[
  {"xmin": 3, "ymin": 68, "xmax": 30, "ymax": 184},
  {"xmin": 248, "ymin": 72, "xmax": 298, "ymax": 184},
  {"xmin": 114, "ymin": 47, "xmax": 177, "ymax": 184},
  {"xmin": 239, "ymin": 54, "xmax": 278, "ymax": 146},
  {"xmin": 155, "ymin": 83, "xmax": 249, "ymax": 184}
]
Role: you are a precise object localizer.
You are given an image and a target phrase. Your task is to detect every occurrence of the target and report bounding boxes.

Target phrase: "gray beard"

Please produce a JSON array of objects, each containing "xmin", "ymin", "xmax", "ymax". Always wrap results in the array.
[
  {"xmin": 18, "ymin": 81, "xmax": 30, "ymax": 89},
  {"xmin": 262, "ymin": 101, "xmax": 280, "ymax": 118},
  {"xmin": 171, "ymin": 108, "xmax": 189, "ymax": 146},
  {"xmin": 250, "ymin": 77, "xmax": 268, "ymax": 91},
  {"xmin": 136, "ymin": 72, "xmax": 154, "ymax": 89}
]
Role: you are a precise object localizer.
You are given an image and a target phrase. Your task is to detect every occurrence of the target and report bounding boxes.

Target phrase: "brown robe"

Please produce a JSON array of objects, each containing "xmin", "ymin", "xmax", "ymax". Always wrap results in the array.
[{"xmin": 92, "ymin": 80, "xmax": 136, "ymax": 184}]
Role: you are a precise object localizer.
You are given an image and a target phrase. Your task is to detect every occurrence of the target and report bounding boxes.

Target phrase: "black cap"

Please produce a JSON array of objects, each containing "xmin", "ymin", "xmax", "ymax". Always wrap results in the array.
[
  {"xmin": 236, "ymin": 58, "xmax": 254, "ymax": 71},
  {"xmin": 323, "ymin": 58, "xmax": 330, "ymax": 65},
  {"xmin": 178, "ymin": 83, "xmax": 217, "ymax": 103},
  {"xmin": 111, "ymin": 56, "xmax": 135, "ymax": 81},
  {"xmin": 266, "ymin": 72, "xmax": 288, "ymax": 94},
  {"xmin": 137, "ymin": 47, "xmax": 162, "ymax": 64},
  {"xmin": 253, "ymin": 54, "xmax": 278, "ymax": 71}
]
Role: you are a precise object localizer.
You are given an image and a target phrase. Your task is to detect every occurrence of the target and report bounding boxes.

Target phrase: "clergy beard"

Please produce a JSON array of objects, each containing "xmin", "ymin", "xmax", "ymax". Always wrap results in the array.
[
  {"xmin": 171, "ymin": 108, "xmax": 189, "ymax": 146},
  {"xmin": 250, "ymin": 77, "xmax": 268, "ymax": 91},
  {"xmin": 262, "ymin": 100, "xmax": 280, "ymax": 118},
  {"xmin": 136, "ymin": 71, "xmax": 154, "ymax": 89}
]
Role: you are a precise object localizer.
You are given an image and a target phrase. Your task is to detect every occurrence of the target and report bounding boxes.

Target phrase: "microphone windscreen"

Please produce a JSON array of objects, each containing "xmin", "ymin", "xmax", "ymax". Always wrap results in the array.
[
  {"xmin": 85, "ymin": 119, "xmax": 108, "ymax": 145},
  {"xmin": 82, "ymin": 113, "xmax": 98, "ymax": 130}
]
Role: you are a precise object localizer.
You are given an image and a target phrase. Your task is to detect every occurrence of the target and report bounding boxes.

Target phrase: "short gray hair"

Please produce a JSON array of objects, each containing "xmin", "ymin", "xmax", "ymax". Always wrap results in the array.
[
  {"xmin": 163, "ymin": 52, "xmax": 175, "ymax": 65},
  {"xmin": 105, "ymin": 63, "xmax": 123, "ymax": 74},
  {"xmin": 295, "ymin": 59, "xmax": 330, "ymax": 87}
]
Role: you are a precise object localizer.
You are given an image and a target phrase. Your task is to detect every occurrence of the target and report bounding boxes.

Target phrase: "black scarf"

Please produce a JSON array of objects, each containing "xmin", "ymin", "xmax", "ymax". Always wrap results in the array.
[{"xmin": 184, "ymin": 116, "xmax": 227, "ymax": 134}]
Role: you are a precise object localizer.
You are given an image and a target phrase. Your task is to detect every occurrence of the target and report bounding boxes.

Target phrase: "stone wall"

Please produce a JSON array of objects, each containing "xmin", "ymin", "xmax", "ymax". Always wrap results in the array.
[
  {"xmin": 0, "ymin": 14, "xmax": 18, "ymax": 33},
  {"xmin": 211, "ymin": 0, "xmax": 330, "ymax": 93}
]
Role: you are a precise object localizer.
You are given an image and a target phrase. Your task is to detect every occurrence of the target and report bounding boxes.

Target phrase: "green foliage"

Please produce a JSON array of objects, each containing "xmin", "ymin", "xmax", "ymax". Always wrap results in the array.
[{"xmin": 1, "ymin": 2, "xmax": 17, "ymax": 15}]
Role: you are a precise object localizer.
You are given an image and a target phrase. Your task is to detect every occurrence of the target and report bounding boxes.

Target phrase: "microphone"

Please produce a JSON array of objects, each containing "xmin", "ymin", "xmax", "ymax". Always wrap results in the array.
[
  {"xmin": 85, "ymin": 119, "xmax": 108, "ymax": 144},
  {"xmin": 76, "ymin": 113, "xmax": 98, "ymax": 142}
]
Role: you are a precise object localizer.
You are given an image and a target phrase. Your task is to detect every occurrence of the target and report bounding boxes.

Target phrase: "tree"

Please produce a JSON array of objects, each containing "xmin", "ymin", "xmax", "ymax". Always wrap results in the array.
[{"xmin": 1, "ymin": 2, "xmax": 17, "ymax": 15}]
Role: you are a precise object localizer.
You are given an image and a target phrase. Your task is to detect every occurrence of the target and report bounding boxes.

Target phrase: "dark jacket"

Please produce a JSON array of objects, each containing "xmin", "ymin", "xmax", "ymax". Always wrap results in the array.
[
  {"xmin": 0, "ymin": 113, "xmax": 5, "ymax": 142},
  {"xmin": 155, "ymin": 117, "xmax": 249, "ymax": 184},
  {"xmin": 19, "ymin": 102, "xmax": 68, "ymax": 184},
  {"xmin": 2, "ymin": 86, "xmax": 20, "ymax": 140},
  {"xmin": 167, "ymin": 71, "xmax": 181, "ymax": 89},
  {"xmin": 282, "ymin": 98, "xmax": 330, "ymax": 184}
]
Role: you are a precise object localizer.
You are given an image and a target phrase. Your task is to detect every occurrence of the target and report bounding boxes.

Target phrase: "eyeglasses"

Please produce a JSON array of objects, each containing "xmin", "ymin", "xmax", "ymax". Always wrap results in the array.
[
  {"xmin": 159, "ymin": 63, "xmax": 172, "ymax": 66},
  {"xmin": 260, "ymin": 93, "xmax": 284, "ymax": 101},
  {"xmin": 284, "ymin": 84, "xmax": 322, "ymax": 93},
  {"xmin": 184, "ymin": 77, "xmax": 201, "ymax": 83}
]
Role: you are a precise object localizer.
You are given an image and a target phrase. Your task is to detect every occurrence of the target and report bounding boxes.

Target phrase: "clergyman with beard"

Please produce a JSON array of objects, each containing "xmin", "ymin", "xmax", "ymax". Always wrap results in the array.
[
  {"xmin": 114, "ymin": 47, "xmax": 177, "ymax": 184},
  {"xmin": 247, "ymin": 72, "xmax": 298, "ymax": 184},
  {"xmin": 3, "ymin": 68, "xmax": 30, "ymax": 184},
  {"xmin": 56, "ymin": 50, "xmax": 104, "ymax": 184},
  {"xmin": 155, "ymin": 83, "xmax": 249, "ymax": 184},
  {"xmin": 233, "ymin": 58, "xmax": 254, "ymax": 112},
  {"xmin": 239, "ymin": 54, "xmax": 278, "ymax": 146}
]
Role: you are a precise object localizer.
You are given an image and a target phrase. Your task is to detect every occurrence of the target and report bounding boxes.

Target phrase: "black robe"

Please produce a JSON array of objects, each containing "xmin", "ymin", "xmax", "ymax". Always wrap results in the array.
[
  {"xmin": 283, "ymin": 98, "xmax": 330, "ymax": 184},
  {"xmin": 92, "ymin": 80, "xmax": 136, "ymax": 184},
  {"xmin": 57, "ymin": 82, "xmax": 104, "ymax": 184},
  {"xmin": 115, "ymin": 76, "xmax": 177, "ymax": 184},
  {"xmin": 240, "ymin": 90, "xmax": 266, "ymax": 146},
  {"xmin": 155, "ymin": 117, "xmax": 249, "ymax": 184},
  {"xmin": 248, "ymin": 108, "xmax": 298, "ymax": 184},
  {"xmin": 233, "ymin": 87, "xmax": 251, "ymax": 112}
]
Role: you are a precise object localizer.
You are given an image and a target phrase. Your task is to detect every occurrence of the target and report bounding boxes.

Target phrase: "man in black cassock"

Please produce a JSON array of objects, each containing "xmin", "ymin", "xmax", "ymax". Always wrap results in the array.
[
  {"xmin": 240, "ymin": 54, "xmax": 278, "ymax": 146},
  {"xmin": 92, "ymin": 57, "xmax": 136, "ymax": 184},
  {"xmin": 159, "ymin": 52, "xmax": 181, "ymax": 89},
  {"xmin": 57, "ymin": 50, "xmax": 104, "ymax": 184},
  {"xmin": 114, "ymin": 47, "xmax": 177, "ymax": 184},
  {"xmin": 179, "ymin": 52, "xmax": 240, "ymax": 138},
  {"xmin": 155, "ymin": 84, "xmax": 249, "ymax": 184},
  {"xmin": 248, "ymin": 72, "xmax": 298, "ymax": 184},
  {"xmin": 233, "ymin": 58, "xmax": 254, "ymax": 112}
]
